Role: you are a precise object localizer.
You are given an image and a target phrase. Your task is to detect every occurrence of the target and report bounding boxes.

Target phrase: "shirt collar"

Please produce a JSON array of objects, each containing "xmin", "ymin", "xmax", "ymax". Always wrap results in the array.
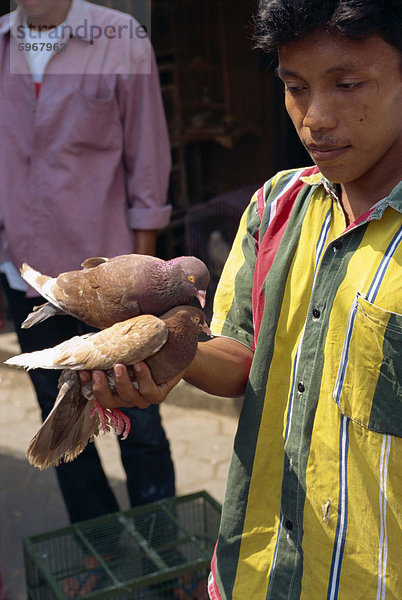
[
  {"xmin": 369, "ymin": 181, "xmax": 402, "ymax": 217},
  {"xmin": 300, "ymin": 171, "xmax": 340, "ymax": 201},
  {"xmin": 301, "ymin": 170, "xmax": 402, "ymax": 215},
  {"xmin": 0, "ymin": 0, "xmax": 93, "ymax": 43}
]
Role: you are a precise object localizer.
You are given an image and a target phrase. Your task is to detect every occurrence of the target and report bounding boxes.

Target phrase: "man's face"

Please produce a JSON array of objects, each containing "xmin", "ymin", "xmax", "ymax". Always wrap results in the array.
[{"xmin": 278, "ymin": 32, "xmax": 402, "ymax": 185}]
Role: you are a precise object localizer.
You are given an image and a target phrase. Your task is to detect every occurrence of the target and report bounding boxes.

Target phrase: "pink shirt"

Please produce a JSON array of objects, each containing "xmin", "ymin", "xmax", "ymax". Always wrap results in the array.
[{"xmin": 0, "ymin": 0, "xmax": 171, "ymax": 294}]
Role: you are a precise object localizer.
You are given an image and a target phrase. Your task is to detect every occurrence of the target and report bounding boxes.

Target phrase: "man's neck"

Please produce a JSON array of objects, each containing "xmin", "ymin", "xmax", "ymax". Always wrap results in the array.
[
  {"xmin": 339, "ymin": 190, "xmax": 377, "ymax": 226},
  {"xmin": 339, "ymin": 149, "xmax": 401, "ymax": 225},
  {"xmin": 25, "ymin": 0, "xmax": 72, "ymax": 29},
  {"xmin": 340, "ymin": 177, "xmax": 398, "ymax": 225}
]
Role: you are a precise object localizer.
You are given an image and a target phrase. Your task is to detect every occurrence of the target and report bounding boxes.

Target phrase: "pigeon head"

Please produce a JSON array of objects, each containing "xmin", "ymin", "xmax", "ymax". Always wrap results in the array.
[
  {"xmin": 161, "ymin": 305, "xmax": 212, "ymax": 337},
  {"xmin": 168, "ymin": 256, "xmax": 210, "ymax": 308},
  {"xmin": 145, "ymin": 305, "xmax": 211, "ymax": 384},
  {"xmin": 189, "ymin": 306, "xmax": 212, "ymax": 337}
]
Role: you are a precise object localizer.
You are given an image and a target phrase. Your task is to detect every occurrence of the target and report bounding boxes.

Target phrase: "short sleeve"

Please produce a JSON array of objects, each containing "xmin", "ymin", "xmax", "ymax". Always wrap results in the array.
[{"xmin": 210, "ymin": 191, "xmax": 261, "ymax": 349}]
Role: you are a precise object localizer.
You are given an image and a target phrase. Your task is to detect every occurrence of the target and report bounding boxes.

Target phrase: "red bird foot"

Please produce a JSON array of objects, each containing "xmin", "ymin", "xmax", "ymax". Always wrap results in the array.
[{"xmin": 90, "ymin": 397, "xmax": 131, "ymax": 440}]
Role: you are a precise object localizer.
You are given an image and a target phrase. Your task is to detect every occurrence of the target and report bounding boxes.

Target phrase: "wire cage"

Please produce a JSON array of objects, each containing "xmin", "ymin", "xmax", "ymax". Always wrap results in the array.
[
  {"xmin": 24, "ymin": 491, "xmax": 221, "ymax": 600},
  {"xmin": 184, "ymin": 184, "xmax": 260, "ymax": 319}
]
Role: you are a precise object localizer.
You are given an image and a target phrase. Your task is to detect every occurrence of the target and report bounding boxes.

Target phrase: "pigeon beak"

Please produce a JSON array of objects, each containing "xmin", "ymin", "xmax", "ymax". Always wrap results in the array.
[
  {"xmin": 196, "ymin": 289, "xmax": 207, "ymax": 308},
  {"xmin": 201, "ymin": 322, "xmax": 212, "ymax": 337}
]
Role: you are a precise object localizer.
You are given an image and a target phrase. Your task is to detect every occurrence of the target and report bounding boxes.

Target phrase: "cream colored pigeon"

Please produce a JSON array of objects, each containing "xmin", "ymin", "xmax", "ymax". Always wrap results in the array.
[
  {"xmin": 5, "ymin": 306, "xmax": 211, "ymax": 469},
  {"xmin": 20, "ymin": 254, "xmax": 210, "ymax": 329}
]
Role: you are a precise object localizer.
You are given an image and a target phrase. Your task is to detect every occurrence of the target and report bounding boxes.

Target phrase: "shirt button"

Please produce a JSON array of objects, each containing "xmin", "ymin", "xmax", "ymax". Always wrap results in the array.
[
  {"xmin": 285, "ymin": 520, "xmax": 293, "ymax": 531},
  {"xmin": 312, "ymin": 308, "xmax": 321, "ymax": 319},
  {"xmin": 297, "ymin": 382, "xmax": 305, "ymax": 393}
]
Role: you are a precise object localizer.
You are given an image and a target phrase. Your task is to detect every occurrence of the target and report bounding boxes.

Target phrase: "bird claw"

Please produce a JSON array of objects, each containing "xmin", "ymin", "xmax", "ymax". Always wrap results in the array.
[
  {"xmin": 110, "ymin": 409, "xmax": 131, "ymax": 440},
  {"xmin": 90, "ymin": 399, "xmax": 131, "ymax": 439},
  {"xmin": 90, "ymin": 398, "xmax": 109, "ymax": 434}
]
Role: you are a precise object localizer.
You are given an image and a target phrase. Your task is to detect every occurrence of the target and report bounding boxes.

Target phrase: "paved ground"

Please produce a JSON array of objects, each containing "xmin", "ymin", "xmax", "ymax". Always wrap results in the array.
[{"xmin": 0, "ymin": 329, "xmax": 242, "ymax": 600}]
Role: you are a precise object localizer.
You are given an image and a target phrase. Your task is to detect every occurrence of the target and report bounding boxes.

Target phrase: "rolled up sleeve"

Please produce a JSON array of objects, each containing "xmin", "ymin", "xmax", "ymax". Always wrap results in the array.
[{"xmin": 127, "ymin": 204, "xmax": 172, "ymax": 230}]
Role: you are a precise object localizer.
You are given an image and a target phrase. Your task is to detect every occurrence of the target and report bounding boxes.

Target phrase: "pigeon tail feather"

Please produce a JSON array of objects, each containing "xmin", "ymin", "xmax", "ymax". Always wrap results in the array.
[
  {"xmin": 21, "ymin": 302, "xmax": 61, "ymax": 329},
  {"xmin": 5, "ymin": 347, "xmax": 65, "ymax": 370},
  {"xmin": 20, "ymin": 263, "xmax": 53, "ymax": 296}
]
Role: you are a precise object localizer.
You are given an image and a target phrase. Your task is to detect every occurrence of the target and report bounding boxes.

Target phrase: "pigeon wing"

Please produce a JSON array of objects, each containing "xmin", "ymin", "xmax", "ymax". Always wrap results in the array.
[
  {"xmin": 6, "ymin": 314, "xmax": 169, "ymax": 371},
  {"xmin": 51, "ymin": 254, "xmax": 164, "ymax": 327},
  {"xmin": 80, "ymin": 256, "xmax": 110, "ymax": 269}
]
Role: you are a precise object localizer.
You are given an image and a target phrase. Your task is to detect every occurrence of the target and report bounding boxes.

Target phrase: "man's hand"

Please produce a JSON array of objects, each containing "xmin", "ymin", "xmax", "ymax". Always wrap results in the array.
[
  {"xmin": 81, "ymin": 336, "xmax": 253, "ymax": 411},
  {"xmin": 80, "ymin": 362, "xmax": 184, "ymax": 410}
]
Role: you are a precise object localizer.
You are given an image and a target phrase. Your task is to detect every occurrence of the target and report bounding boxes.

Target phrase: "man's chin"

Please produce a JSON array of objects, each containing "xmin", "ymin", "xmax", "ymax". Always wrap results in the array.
[
  {"xmin": 309, "ymin": 159, "xmax": 354, "ymax": 184},
  {"xmin": 18, "ymin": 1, "xmax": 51, "ymax": 17}
]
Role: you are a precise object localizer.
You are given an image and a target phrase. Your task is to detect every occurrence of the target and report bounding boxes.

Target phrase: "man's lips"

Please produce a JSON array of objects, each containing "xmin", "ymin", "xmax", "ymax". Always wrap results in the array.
[{"xmin": 305, "ymin": 144, "xmax": 351, "ymax": 162}]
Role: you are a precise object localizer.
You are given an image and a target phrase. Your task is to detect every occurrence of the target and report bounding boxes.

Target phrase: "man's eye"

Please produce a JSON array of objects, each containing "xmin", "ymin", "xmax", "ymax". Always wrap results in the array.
[
  {"xmin": 285, "ymin": 85, "xmax": 305, "ymax": 94},
  {"xmin": 337, "ymin": 82, "xmax": 363, "ymax": 90}
]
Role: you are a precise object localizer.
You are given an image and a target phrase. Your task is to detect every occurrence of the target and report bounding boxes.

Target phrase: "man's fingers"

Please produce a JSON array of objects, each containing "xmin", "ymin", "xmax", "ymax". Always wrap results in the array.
[
  {"xmin": 90, "ymin": 364, "xmax": 151, "ymax": 409},
  {"xmin": 90, "ymin": 370, "xmax": 116, "ymax": 406},
  {"xmin": 132, "ymin": 362, "xmax": 184, "ymax": 404},
  {"xmin": 113, "ymin": 363, "xmax": 151, "ymax": 409},
  {"xmin": 130, "ymin": 362, "xmax": 162, "ymax": 401},
  {"xmin": 79, "ymin": 370, "xmax": 91, "ymax": 384},
  {"xmin": 87, "ymin": 362, "xmax": 184, "ymax": 409}
]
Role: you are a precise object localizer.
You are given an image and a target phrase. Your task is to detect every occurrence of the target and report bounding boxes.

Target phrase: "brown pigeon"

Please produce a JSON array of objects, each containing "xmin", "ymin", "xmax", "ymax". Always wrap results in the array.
[
  {"xmin": 5, "ymin": 306, "xmax": 211, "ymax": 469},
  {"xmin": 20, "ymin": 254, "xmax": 210, "ymax": 329}
]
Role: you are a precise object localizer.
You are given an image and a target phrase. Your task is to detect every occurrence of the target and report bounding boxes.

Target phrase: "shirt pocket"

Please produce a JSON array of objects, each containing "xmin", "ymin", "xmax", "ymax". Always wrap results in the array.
[
  {"xmin": 58, "ymin": 83, "xmax": 122, "ymax": 154},
  {"xmin": 333, "ymin": 292, "xmax": 402, "ymax": 437}
]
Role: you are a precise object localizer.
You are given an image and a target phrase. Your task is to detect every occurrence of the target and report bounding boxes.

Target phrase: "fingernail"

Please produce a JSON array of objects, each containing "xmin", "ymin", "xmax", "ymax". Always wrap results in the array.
[
  {"xmin": 134, "ymin": 363, "xmax": 141, "ymax": 374},
  {"xmin": 115, "ymin": 364, "xmax": 123, "ymax": 377},
  {"xmin": 93, "ymin": 371, "xmax": 102, "ymax": 383}
]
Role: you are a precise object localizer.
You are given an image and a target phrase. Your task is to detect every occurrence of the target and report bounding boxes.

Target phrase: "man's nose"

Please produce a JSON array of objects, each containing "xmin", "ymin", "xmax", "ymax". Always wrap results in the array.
[{"xmin": 303, "ymin": 95, "xmax": 337, "ymax": 131}]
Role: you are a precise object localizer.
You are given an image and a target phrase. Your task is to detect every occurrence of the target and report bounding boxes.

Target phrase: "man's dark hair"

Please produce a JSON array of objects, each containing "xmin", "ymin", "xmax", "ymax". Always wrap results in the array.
[{"xmin": 254, "ymin": 0, "xmax": 402, "ymax": 54}]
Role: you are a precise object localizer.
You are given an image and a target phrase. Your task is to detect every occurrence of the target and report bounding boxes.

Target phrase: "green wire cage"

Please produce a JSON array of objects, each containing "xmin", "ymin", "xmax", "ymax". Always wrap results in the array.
[{"xmin": 24, "ymin": 491, "xmax": 221, "ymax": 599}]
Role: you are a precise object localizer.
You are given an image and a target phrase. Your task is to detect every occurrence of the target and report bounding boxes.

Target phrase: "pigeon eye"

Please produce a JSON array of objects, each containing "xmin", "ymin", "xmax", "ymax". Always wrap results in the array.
[
  {"xmin": 194, "ymin": 316, "xmax": 200, "ymax": 323},
  {"xmin": 188, "ymin": 275, "xmax": 195, "ymax": 283}
]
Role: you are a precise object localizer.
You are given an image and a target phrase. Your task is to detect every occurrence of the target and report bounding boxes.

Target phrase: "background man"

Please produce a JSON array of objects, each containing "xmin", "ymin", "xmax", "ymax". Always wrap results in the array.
[{"xmin": 0, "ymin": 2, "xmax": 174, "ymax": 593}]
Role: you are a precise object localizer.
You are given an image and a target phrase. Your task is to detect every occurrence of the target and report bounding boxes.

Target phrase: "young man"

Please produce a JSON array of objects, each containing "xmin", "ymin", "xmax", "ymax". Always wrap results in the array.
[
  {"xmin": 88, "ymin": 1, "xmax": 401, "ymax": 598},
  {"xmin": 0, "ymin": 1, "xmax": 174, "ymax": 593}
]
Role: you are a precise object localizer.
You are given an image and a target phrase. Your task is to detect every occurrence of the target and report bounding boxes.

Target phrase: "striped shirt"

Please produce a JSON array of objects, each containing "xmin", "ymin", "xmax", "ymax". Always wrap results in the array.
[{"xmin": 208, "ymin": 167, "xmax": 402, "ymax": 600}]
